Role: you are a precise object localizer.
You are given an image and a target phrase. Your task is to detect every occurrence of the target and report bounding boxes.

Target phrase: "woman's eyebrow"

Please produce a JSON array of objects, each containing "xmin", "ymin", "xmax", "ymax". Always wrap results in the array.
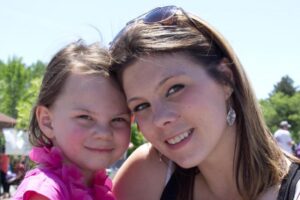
[
  {"xmin": 127, "ymin": 96, "xmax": 140, "ymax": 105},
  {"xmin": 156, "ymin": 72, "xmax": 186, "ymax": 90},
  {"xmin": 127, "ymin": 72, "xmax": 186, "ymax": 104}
]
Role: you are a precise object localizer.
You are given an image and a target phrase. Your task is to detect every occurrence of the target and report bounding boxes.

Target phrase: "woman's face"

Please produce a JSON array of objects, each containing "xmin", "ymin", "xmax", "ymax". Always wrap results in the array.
[{"xmin": 122, "ymin": 53, "xmax": 233, "ymax": 168}]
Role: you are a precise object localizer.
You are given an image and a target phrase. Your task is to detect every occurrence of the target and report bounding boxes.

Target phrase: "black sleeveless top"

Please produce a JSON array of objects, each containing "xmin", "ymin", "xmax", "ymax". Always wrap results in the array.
[
  {"xmin": 278, "ymin": 162, "xmax": 300, "ymax": 200},
  {"xmin": 160, "ymin": 171, "xmax": 179, "ymax": 200},
  {"xmin": 161, "ymin": 163, "xmax": 300, "ymax": 200}
]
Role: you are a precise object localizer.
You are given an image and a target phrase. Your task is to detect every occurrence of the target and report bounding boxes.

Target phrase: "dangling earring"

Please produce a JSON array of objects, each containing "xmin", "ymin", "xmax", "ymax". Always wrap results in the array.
[
  {"xmin": 158, "ymin": 152, "xmax": 163, "ymax": 162},
  {"xmin": 226, "ymin": 106, "xmax": 236, "ymax": 126}
]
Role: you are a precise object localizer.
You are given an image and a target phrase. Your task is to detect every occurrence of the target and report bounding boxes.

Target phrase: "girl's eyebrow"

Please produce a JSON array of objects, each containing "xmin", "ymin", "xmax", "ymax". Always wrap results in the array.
[
  {"xmin": 72, "ymin": 107, "xmax": 95, "ymax": 114},
  {"xmin": 72, "ymin": 106, "xmax": 89, "ymax": 111},
  {"xmin": 73, "ymin": 107, "xmax": 130, "ymax": 116}
]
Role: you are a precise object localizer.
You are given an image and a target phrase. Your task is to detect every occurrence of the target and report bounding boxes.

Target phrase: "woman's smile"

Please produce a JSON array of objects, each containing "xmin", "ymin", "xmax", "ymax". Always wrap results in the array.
[{"xmin": 165, "ymin": 128, "xmax": 194, "ymax": 149}]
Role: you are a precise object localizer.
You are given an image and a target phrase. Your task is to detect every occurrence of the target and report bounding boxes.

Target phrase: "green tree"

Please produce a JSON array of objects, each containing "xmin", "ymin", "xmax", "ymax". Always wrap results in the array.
[
  {"xmin": 0, "ymin": 58, "xmax": 45, "ymax": 128},
  {"xmin": 0, "ymin": 57, "xmax": 28, "ymax": 118},
  {"xmin": 15, "ymin": 61, "xmax": 45, "ymax": 129},
  {"xmin": 16, "ymin": 77, "xmax": 42, "ymax": 129},
  {"xmin": 127, "ymin": 123, "xmax": 146, "ymax": 156},
  {"xmin": 260, "ymin": 92, "xmax": 300, "ymax": 141},
  {"xmin": 270, "ymin": 75, "xmax": 297, "ymax": 96},
  {"xmin": 27, "ymin": 60, "xmax": 46, "ymax": 79}
]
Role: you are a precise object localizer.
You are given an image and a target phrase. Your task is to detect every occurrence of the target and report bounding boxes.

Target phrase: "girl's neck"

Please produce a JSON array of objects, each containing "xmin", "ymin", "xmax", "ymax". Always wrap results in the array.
[
  {"xmin": 81, "ymin": 170, "xmax": 96, "ymax": 187},
  {"xmin": 61, "ymin": 158, "xmax": 96, "ymax": 187}
]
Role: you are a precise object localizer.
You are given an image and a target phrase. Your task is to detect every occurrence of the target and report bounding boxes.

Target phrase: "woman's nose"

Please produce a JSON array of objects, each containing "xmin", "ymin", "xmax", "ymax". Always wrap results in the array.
[{"xmin": 152, "ymin": 102, "xmax": 179, "ymax": 128}]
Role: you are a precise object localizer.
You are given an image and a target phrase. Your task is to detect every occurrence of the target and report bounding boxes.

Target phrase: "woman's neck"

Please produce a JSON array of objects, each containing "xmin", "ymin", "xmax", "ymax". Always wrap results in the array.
[{"xmin": 195, "ymin": 125, "xmax": 242, "ymax": 199}]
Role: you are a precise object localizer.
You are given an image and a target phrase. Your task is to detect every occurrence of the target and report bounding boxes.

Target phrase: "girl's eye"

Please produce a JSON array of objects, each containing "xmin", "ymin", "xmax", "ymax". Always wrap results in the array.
[
  {"xmin": 111, "ymin": 117, "xmax": 130, "ymax": 128},
  {"xmin": 111, "ymin": 117, "xmax": 128, "ymax": 123},
  {"xmin": 133, "ymin": 103, "xmax": 150, "ymax": 113},
  {"xmin": 166, "ymin": 84, "xmax": 185, "ymax": 97},
  {"xmin": 77, "ymin": 115, "xmax": 93, "ymax": 121}
]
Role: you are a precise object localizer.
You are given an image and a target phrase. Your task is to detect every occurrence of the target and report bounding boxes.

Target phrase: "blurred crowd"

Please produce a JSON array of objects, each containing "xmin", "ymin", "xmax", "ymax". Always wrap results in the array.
[{"xmin": 0, "ymin": 146, "xmax": 27, "ymax": 198}]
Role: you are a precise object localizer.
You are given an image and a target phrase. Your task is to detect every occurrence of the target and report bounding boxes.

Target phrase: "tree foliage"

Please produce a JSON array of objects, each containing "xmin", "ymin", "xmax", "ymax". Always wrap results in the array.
[
  {"xmin": 0, "ymin": 57, "xmax": 45, "ymax": 127},
  {"xmin": 271, "ymin": 75, "xmax": 297, "ymax": 96},
  {"xmin": 16, "ymin": 77, "xmax": 42, "ymax": 129},
  {"xmin": 127, "ymin": 123, "xmax": 146, "ymax": 156},
  {"xmin": 0, "ymin": 57, "xmax": 29, "ymax": 118},
  {"xmin": 260, "ymin": 75, "xmax": 300, "ymax": 142}
]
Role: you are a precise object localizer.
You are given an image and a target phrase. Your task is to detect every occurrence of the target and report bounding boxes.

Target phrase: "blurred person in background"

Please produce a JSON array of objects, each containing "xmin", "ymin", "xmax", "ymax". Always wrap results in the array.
[
  {"xmin": 0, "ymin": 146, "xmax": 10, "ymax": 198},
  {"xmin": 274, "ymin": 121, "xmax": 294, "ymax": 154}
]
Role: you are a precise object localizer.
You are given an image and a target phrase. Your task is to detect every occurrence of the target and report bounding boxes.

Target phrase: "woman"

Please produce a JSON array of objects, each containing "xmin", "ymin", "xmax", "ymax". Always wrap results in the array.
[{"xmin": 109, "ymin": 6, "xmax": 300, "ymax": 200}]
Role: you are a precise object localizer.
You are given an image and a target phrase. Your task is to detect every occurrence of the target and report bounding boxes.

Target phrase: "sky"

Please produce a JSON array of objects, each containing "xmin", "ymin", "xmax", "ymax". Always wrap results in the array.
[{"xmin": 1, "ymin": 0, "xmax": 299, "ymax": 99}]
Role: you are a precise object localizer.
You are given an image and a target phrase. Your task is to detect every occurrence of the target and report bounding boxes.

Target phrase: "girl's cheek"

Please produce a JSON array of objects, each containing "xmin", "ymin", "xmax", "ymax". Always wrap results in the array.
[{"xmin": 71, "ymin": 125, "xmax": 89, "ymax": 136}]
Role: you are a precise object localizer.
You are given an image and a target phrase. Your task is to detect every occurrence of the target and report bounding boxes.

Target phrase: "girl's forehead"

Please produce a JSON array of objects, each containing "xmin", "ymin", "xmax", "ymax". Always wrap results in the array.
[
  {"xmin": 56, "ymin": 74, "xmax": 121, "ymax": 104},
  {"xmin": 63, "ymin": 73, "xmax": 109, "ymax": 89},
  {"xmin": 52, "ymin": 73, "xmax": 128, "ymax": 114}
]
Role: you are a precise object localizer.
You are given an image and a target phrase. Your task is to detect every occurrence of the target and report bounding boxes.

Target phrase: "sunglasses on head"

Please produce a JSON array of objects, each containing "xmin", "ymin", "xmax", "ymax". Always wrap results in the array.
[
  {"xmin": 127, "ymin": 5, "xmax": 188, "ymax": 25},
  {"xmin": 110, "ymin": 6, "xmax": 199, "ymax": 46}
]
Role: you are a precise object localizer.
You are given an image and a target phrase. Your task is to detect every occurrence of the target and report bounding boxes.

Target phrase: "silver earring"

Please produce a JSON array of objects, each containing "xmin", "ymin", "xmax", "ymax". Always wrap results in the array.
[
  {"xmin": 226, "ymin": 106, "xmax": 236, "ymax": 126},
  {"xmin": 158, "ymin": 152, "xmax": 163, "ymax": 162}
]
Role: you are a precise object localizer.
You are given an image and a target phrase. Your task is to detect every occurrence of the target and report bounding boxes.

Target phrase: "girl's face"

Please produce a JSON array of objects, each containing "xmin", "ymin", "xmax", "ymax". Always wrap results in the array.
[
  {"xmin": 122, "ymin": 53, "xmax": 234, "ymax": 168},
  {"xmin": 39, "ymin": 73, "xmax": 130, "ymax": 177}
]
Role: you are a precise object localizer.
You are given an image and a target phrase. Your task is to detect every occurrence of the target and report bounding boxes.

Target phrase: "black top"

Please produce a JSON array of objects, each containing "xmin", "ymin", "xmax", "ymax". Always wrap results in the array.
[
  {"xmin": 278, "ymin": 162, "xmax": 300, "ymax": 200},
  {"xmin": 160, "ymin": 171, "xmax": 179, "ymax": 200},
  {"xmin": 161, "ymin": 163, "xmax": 300, "ymax": 200}
]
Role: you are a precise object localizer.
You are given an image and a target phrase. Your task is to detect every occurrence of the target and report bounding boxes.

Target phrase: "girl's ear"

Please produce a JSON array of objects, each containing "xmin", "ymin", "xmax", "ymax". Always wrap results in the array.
[
  {"xmin": 217, "ymin": 58, "xmax": 234, "ymax": 100},
  {"xmin": 36, "ymin": 105, "xmax": 55, "ymax": 139}
]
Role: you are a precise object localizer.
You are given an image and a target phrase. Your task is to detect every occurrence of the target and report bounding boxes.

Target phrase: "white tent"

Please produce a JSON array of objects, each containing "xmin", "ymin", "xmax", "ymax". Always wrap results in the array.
[{"xmin": 2, "ymin": 128, "xmax": 31, "ymax": 155}]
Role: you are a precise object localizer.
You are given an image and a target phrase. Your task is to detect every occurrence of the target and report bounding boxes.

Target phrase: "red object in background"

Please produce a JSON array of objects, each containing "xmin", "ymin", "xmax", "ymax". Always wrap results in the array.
[{"xmin": 0, "ymin": 153, "xmax": 10, "ymax": 173}]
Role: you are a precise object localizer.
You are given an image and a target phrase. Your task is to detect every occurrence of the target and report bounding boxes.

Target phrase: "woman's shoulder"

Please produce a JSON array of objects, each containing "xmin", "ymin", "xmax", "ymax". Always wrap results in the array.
[{"xmin": 113, "ymin": 143, "xmax": 169, "ymax": 200}]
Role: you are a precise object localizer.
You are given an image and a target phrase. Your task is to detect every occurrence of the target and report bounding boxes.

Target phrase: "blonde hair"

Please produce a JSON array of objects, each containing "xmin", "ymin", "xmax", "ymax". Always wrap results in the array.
[
  {"xmin": 110, "ymin": 7, "xmax": 288, "ymax": 199},
  {"xmin": 29, "ymin": 40, "xmax": 111, "ymax": 147}
]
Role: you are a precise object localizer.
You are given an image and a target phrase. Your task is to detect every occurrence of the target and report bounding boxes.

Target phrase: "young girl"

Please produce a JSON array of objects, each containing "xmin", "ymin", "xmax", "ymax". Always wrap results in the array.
[{"xmin": 13, "ymin": 41, "xmax": 131, "ymax": 200}]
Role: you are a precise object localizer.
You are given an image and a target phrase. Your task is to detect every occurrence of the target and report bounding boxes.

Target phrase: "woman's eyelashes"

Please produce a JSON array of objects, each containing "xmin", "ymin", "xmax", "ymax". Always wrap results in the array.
[
  {"xmin": 133, "ymin": 103, "xmax": 150, "ymax": 113},
  {"xmin": 131, "ymin": 84, "xmax": 185, "ymax": 113},
  {"xmin": 166, "ymin": 84, "xmax": 185, "ymax": 97}
]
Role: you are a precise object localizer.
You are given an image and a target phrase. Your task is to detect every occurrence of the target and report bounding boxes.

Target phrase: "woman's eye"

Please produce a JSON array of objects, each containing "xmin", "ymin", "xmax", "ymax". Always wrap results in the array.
[
  {"xmin": 133, "ymin": 103, "xmax": 150, "ymax": 113},
  {"xmin": 166, "ymin": 84, "xmax": 184, "ymax": 97}
]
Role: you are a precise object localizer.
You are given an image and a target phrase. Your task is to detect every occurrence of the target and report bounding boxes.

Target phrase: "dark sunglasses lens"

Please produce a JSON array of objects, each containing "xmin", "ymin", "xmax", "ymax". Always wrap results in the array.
[{"xmin": 143, "ymin": 6, "xmax": 177, "ymax": 23}]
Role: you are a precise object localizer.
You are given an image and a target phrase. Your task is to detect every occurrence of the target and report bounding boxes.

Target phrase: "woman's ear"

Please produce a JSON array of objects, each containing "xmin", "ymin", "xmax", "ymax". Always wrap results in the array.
[
  {"xmin": 217, "ymin": 58, "xmax": 234, "ymax": 100},
  {"xmin": 36, "ymin": 105, "xmax": 55, "ymax": 139}
]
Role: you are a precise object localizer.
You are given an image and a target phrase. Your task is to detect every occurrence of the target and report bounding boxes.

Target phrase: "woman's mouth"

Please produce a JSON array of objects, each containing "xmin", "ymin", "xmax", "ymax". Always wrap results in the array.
[{"xmin": 166, "ymin": 128, "xmax": 193, "ymax": 145}]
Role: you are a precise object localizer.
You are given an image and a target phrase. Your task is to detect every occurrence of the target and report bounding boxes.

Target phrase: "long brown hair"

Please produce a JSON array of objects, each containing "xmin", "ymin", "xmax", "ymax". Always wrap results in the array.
[
  {"xmin": 110, "ymin": 6, "xmax": 289, "ymax": 199},
  {"xmin": 29, "ymin": 40, "xmax": 111, "ymax": 147}
]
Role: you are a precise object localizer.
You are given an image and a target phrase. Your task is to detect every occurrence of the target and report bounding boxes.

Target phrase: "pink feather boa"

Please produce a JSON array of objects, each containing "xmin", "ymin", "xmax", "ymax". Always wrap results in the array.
[{"xmin": 29, "ymin": 146, "xmax": 115, "ymax": 200}]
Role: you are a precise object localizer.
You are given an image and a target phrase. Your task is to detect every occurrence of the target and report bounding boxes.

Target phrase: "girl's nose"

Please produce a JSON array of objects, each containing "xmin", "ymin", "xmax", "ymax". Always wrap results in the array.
[{"xmin": 92, "ymin": 124, "xmax": 113, "ymax": 140}]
